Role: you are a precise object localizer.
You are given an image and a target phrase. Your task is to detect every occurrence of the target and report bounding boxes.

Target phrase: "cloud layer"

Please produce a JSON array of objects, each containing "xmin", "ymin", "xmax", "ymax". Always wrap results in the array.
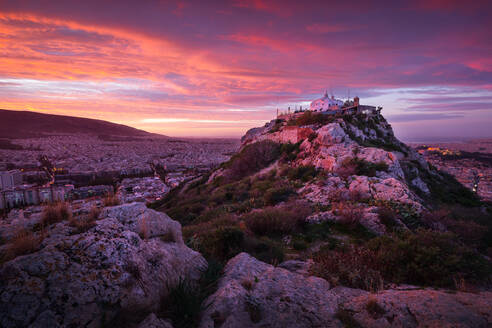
[{"xmin": 0, "ymin": 0, "xmax": 490, "ymax": 138}]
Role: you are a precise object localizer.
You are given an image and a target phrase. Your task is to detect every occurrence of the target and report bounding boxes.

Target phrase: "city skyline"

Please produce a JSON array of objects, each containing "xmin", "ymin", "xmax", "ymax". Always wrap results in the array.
[{"xmin": 0, "ymin": 0, "xmax": 491, "ymax": 138}]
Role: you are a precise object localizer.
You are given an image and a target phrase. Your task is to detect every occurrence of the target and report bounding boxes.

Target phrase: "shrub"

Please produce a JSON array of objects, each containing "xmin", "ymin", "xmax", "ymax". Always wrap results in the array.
[
  {"xmin": 41, "ymin": 202, "xmax": 72, "ymax": 226},
  {"xmin": 367, "ymin": 229, "xmax": 491, "ymax": 287},
  {"xmin": 286, "ymin": 165, "xmax": 318, "ymax": 182},
  {"xmin": 263, "ymin": 185, "xmax": 294, "ymax": 205},
  {"xmin": 377, "ymin": 206, "xmax": 400, "ymax": 231},
  {"xmin": 311, "ymin": 246, "xmax": 384, "ymax": 291},
  {"xmin": 244, "ymin": 206, "xmax": 305, "ymax": 237},
  {"xmin": 226, "ymin": 140, "xmax": 281, "ymax": 181},
  {"xmin": 279, "ymin": 142, "xmax": 301, "ymax": 161},
  {"xmin": 288, "ymin": 111, "xmax": 336, "ymax": 126},
  {"xmin": 407, "ymin": 162, "xmax": 481, "ymax": 207},
  {"xmin": 244, "ymin": 236, "xmax": 285, "ymax": 265},
  {"xmin": 339, "ymin": 158, "xmax": 388, "ymax": 178},
  {"xmin": 191, "ymin": 226, "xmax": 244, "ymax": 262},
  {"xmin": 311, "ymin": 229, "xmax": 492, "ymax": 290}
]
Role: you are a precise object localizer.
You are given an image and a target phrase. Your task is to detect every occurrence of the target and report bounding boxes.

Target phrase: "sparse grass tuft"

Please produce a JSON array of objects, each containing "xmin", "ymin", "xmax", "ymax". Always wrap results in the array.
[
  {"xmin": 366, "ymin": 298, "xmax": 386, "ymax": 319},
  {"xmin": 41, "ymin": 202, "xmax": 72, "ymax": 226},
  {"xmin": 160, "ymin": 260, "xmax": 223, "ymax": 328},
  {"xmin": 103, "ymin": 194, "xmax": 120, "ymax": 207},
  {"xmin": 1, "ymin": 229, "xmax": 43, "ymax": 263},
  {"xmin": 69, "ymin": 206, "xmax": 100, "ymax": 233}
]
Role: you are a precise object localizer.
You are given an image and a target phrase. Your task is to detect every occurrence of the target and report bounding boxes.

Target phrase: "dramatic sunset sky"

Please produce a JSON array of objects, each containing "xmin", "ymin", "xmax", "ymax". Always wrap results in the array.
[{"xmin": 0, "ymin": 0, "xmax": 491, "ymax": 139}]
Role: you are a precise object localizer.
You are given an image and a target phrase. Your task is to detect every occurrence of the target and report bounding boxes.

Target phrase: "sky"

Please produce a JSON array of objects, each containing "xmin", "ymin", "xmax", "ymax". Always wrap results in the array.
[{"xmin": 0, "ymin": 0, "xmax": 491, "ymax": 140}]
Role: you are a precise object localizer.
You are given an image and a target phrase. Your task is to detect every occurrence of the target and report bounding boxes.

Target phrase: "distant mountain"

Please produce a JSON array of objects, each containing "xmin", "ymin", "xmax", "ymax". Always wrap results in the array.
[{"xmin": 0, "ymin": 109, "xmax": 160, "ymax": 139}]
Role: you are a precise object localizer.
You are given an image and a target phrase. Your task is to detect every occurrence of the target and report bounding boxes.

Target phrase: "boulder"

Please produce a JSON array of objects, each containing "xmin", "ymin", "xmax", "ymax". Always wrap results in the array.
[
  {"xmin": 316, "ymin": 123, "xmax": 347, "ymax": 145},
  {"xmin": 137, "ymin": 313, "xmax": 173, "ymax": 328},
  {"xmin": 0, "ymin": 203, "xmax": 206, "ymax": 328},
  {"xmin": 199, "ymin": 253, "xmax": 343, "ymax": 328},
  {"xmin": 101, "ymin": 202, "xmax": 184, "ymax": 244},
  {"xmin": 371, "ymin": 178, "xmax": 422, "ymax": 209}
]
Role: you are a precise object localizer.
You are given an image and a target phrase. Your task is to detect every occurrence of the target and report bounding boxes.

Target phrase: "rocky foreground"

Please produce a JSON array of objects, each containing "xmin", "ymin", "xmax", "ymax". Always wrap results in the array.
[
  {"xmin": 201, "ymin": 253, "xmax": 491, "ymax": 328},
  {"xmin": 1, "ymin": 112, "xmax": 491, "ymax": 327},
  {"xmin": 1, "ymin": 203, "xmax": 490, "ymax": 327},
  {"xmin": 0, "ymin": 203, "xmax": 206, "ymax": 327}
]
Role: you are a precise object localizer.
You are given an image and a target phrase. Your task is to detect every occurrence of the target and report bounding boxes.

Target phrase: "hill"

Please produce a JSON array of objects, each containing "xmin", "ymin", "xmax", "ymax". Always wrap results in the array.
[
  {"xmin": 0, "ymin": 109, "xmax": 490, "ymax": 327},
  {"xmin": 0, "ymin": 109, "xmax": 158, "ymax": 139},
  {"xmin": 154, "ymin": 109, "xmax": 490, "ymax": 290}
]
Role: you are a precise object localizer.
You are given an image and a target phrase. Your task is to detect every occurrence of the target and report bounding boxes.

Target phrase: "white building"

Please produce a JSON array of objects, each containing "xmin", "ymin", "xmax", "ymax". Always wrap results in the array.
[{"xmin": 310, "ymin": 91, "xmax": 344, "ymax": 111}]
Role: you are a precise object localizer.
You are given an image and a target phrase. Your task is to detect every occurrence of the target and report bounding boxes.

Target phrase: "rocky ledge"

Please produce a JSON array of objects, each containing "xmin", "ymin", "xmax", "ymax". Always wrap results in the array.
[
  {"xmin": 201, "ymin": 253, "xmax": 492, "ymax": 328},
  {"xmin": 0, "ymin": 203, "xmax": 206, "ymax": 328}
]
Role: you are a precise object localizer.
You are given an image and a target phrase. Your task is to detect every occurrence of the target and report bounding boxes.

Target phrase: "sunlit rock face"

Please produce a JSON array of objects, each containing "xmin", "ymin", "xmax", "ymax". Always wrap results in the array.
[
  {"xmin": 239, "ymin": 112, "xmax": 429, "ymax": 234},
  {"xmin": 0, "ymin": 203, "xmax": 206, "ymax": 328}
]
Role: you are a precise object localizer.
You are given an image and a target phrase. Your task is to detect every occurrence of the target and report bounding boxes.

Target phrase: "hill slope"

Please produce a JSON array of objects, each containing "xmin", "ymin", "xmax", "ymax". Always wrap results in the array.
[
  {"xmin": 0, "ymin": 109, "xmax": 158, "ymax": 138},
  {"xmin": 154, "ymin": 110, "xmax": 490, "ymax": 291}
]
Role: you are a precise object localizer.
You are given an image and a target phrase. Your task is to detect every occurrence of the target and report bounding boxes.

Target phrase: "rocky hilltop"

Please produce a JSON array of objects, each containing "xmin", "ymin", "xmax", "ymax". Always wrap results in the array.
[
  {"xmin": 1, "ymin": 111, "xmax": 491, "ymax": 327},
  {"xmin": 154, "ymin": 111, "xmax": 491, "ymax": 327}
]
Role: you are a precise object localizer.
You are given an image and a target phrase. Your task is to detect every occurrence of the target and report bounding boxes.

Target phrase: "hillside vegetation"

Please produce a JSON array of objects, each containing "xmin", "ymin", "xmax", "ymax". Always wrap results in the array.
[{"xmin": 155, "ymin": 112, "xmax": 491, "ymax": 291}]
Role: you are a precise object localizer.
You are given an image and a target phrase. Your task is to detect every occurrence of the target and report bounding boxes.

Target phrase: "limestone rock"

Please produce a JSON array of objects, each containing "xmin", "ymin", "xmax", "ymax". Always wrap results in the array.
[
  {"xmin": 343, "ymin": 289, "xmax": 492, "ymax": 328},
  {"xmin": 0, "ymin": 203, "xmax": 206, "ymax": 328},
  {"xmin": 200, "ymin": 254, "xmax": 492, "ymax": 328},
  {"xmin": 316, "ymin": 123, "xmax": 348, "ymax": 145},
  {"xmin": 199, "ymin": 253, "xmax": 342, "ymax": 328},
  {"xmin": 101, "ymin": 202, "xmax": 184, "ymax": 244},
  {"xmin": 137, "ymin": 313, "xmax": 173, "ymax": 328},
  {"xmin": 411, "ymin": 176, "xmax": 430, "ymax": 194}
]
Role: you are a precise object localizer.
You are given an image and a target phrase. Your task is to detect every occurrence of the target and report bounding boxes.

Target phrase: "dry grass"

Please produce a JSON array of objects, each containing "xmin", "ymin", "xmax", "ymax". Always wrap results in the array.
[
  {"xmin": 139, "ymin": 215, "xmax": 150, "ymax": 239},
  {"xmin": 69, "ymin": 206, "xmax": 100, "ymax": 233},
  {"xmin": 103, "ymin": 194, "xmax": 120, "ymax": 207},
  {"xmin": 1, "ymin": 229, "xmax": 43, "ymax": 263},
  {"xmin": 335, "ymin": 203, "xmax": 364, "ymax": 229},
  {"xmin": 41, "ymin": 202, "xmax": 72, "ymax": 227},
  {"xmin": 310, "ymin": 246, "xmax": 384, "ymax": 292},
  {"xmin": 365, "ymin": 298, "xmax": 386, "ymax": 319},
  {"xmin": 241, "ymin": 279, "xmax": 254, "ymax": 291}
]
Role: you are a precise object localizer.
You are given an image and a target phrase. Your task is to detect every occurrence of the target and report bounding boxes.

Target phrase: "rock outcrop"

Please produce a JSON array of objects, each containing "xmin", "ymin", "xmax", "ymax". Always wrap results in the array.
[
  {"xmin": 200, "ymin": 253, "xmax": 492, "ymax": 328},
  {"xmin": 0, "ymin": 203, "xmax": 206, "ymax": 328},
  {"xmin": 199, "ymin": 253, "xmax": 344, "ymax": 328},
  {"xmin": 238, "ymin": 113, "xmax": 434, "ymax": 232}
]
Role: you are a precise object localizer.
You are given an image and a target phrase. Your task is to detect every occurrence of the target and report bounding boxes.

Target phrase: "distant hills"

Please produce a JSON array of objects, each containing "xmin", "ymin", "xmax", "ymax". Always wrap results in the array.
[{"xmin": 0, "ymin": 109, "xmax": 159, "ymax": 139}]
